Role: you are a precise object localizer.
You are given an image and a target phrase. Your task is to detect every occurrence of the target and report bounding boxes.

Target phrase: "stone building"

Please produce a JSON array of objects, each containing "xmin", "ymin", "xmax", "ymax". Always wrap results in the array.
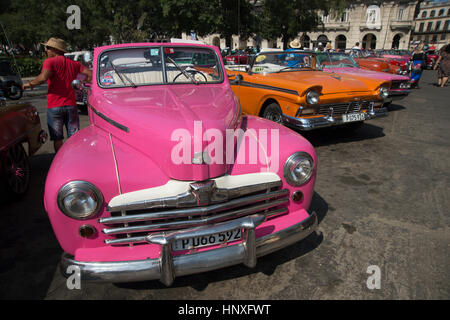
[
  {"xmin": 410, "ymin": 0, "xmax": 450, "ymax": 50},
  {"xmin": 184, "ymin": 0, "xmax": 420, "ymax": 51},
  {"xmin": 301, "ymin": 0, "xmax": 419, "ymax": 50}
]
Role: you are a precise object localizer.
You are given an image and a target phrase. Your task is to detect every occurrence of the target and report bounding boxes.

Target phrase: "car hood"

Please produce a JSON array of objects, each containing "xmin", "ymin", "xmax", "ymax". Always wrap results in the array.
[
  {"xmin": 91, "ymin": 85, "xmax": 240, "ymax": 181},
  {"xmin": 324, "ymin": 67, "xmax": 409, "ymax": 81},
  {"xmin": 251, "ymin": 70, "xmax": 371, "ymax": 94}
]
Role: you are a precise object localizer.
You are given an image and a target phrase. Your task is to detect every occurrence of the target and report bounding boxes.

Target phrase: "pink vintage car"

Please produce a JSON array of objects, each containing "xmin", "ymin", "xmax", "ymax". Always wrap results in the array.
[
  {"xmin": 44, "ymin": 42, "xmax": 318, "ymax": 286},
  {"xmin": 317, "ymin": 52, "xmax": 411, "ymax": 105}
]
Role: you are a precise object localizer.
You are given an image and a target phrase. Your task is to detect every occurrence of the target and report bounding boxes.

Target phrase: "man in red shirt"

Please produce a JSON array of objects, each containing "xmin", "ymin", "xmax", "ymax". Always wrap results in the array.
[{"xmin": 23, "ymin": 38, "xmax": 92, "ymax": 152}]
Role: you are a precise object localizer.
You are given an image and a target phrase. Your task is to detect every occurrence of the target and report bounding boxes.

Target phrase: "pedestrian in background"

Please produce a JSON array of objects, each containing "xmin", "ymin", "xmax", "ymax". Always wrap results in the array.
[
  {"xmin": 22, "ymin": 38, "xmax": 92, "ymax": 153},
  {"xmin": 434, "ymin": 44, "xmax": 450, "ymax": 88},
  {"xmin": 409, "ymin": 43, "xmax": 426, "ymax": 89}
]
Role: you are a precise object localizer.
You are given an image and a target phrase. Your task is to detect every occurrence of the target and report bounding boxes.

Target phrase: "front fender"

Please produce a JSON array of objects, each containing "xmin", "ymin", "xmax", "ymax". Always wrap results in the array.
[{"xmin": 44, "ymin": 125, "xmax": 169, "ymax": 255}]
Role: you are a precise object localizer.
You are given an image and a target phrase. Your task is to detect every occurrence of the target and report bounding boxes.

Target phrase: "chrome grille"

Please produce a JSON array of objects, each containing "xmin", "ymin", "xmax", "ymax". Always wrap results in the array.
[
  {"xmin": 317, "ymin": 101, "xmax": 370, "ymax": 116},
  {"xmin": 100, "ymin": 178, "xmax": 289, "ymax": 246}
]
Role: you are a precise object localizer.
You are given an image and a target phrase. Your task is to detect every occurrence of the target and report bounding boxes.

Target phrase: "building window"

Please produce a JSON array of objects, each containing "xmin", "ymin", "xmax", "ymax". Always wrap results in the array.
[
  {"xmin": 419, "ymin": 22, "xmax": 425, "ymax": 32},
  {"xmin": 340, "ymin": 11, "xmax": 349, "ymax": 22},
  {"xmin": 421, "ymin": 11, "xmax": 427, "ymax": 18},
  {"xmin": 301, "ymin": 35, "xmax": 310, "ymax": 49},
  {"xmin": 430, "ymin": 10, "xmax": 436, "ymax": 18},
  {"xmin": 445, "ymin": 20, "xmax": 450, "ymax": 31},
  {"xmin": 362, "ymin": 33, "xmax": 377, "ymax": 50},
  {"xmin": 427, "ymin": 22, "xmax": 433, "ymax": 31},
  {"xmin": 435, "ymin": 21, "xmax": 441, "ymax": 31},
  {"xmin": 441, "ymin": 33, "xmax": 446, "ymax": 41},
  {"xmin": 392, "ymin": 34, "xmax": 402, "ymax": 49},
  {"xmin": 432, "ymin": 35, "xmax": 438, "ymax": 43},
  {"xmin": 398, "ymin": 7, "xmax": 405, "ymax": 21},
  {"xmin": 335, "ymin": 35, "xmax": 347, "ymax": 50},
  {"xmin": 438, "ymin": 9, "xmax": 445, "ymax": 17}
]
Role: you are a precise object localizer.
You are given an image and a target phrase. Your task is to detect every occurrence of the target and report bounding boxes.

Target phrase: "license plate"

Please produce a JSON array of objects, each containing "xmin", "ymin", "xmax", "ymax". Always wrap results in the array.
[
  {"xmin": 342, "ymin": 113, "xmax": 365, "ymax": 123},
  {"xmin": 171, "ymin": 229, "xmax": 243, "ymax": 251}
]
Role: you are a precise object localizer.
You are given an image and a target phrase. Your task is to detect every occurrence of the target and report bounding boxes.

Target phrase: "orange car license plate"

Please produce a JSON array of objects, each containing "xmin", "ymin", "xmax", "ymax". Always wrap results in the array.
[{"xmin": 342, "ymin": 113, "xmax": 365, "ymax": 123}]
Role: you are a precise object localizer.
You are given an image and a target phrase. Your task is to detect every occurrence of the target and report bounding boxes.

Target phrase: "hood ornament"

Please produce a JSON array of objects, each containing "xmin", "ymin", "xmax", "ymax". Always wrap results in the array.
[{"xmin": 189, "ymin": 180, "xmax": 217, "ymax": 206}]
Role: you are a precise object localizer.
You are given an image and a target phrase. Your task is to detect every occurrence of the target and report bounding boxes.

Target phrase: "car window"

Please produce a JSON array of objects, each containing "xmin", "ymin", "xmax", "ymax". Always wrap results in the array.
[
  {"xmin": 98, "ymin": 46, "xmax": 223, "ymax": 88},
  {"xmin": 249, "ymin": 51, "xmax": 313, "ymax": 73}
]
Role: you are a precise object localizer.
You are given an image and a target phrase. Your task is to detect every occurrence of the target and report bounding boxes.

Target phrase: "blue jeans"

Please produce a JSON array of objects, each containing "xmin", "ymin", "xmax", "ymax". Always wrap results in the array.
[{"xmin": 47, "ymin": 106, "xmax": 79, "ymax": 141}]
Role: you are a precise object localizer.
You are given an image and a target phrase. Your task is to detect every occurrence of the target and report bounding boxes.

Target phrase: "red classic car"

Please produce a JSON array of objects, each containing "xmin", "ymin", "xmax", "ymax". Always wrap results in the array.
[
  {"xmin": 347, "ymin": 49, "xmax": 397, "ymax": 74},
  {"xmin": 225, "ymin": 50, "xmax": 251, "ymax": 65},
  {"xmin": 0, "ymin": 95, "xmax": 47, "ymax": 200},
  {"xmin": 375, "ymin": 50, "xmax": 410, "ymax": 75},
  {"xmin": 425, "ymin": 49, "xmax": 439, "ymax": 70}
]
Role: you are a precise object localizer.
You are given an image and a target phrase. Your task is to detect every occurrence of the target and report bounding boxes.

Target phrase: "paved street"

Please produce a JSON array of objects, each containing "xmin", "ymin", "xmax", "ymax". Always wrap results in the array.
[{"xmin": 0, "ymin": 70, "xmax": 449, "ymax": 300}]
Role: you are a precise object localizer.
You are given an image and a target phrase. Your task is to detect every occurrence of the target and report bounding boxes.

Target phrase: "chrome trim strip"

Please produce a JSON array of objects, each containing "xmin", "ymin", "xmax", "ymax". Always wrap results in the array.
[
  {"xmin": 107, "ymin": 178, "xmax": 282, "ymax": 212},
  {"xmin": 89, "ymin": 105, "xmax": 129, "ymax": 133},
  {"xmin": 103, "ymin": 208, "xmax": 288, "ymax": 245},
  {"xmin": 232, "ymin": 81, "xmax": 299, "ymax": 96},
  {"xmin": 101, "ymin": 188, "xmax": 288, "ymax": 225},
  {"xmin": 102, "ymin": 199, "xmax": 288, "ymax": 236},
  {"xmin": 60, "ymin": 212, "xmax": 318, "ymax": 285}
]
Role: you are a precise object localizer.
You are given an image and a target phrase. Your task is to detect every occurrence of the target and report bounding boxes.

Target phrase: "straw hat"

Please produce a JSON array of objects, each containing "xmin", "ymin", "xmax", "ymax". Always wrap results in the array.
[
  {"xmin": 289, "ymin": 39, "xmax": 302, "ymax": 49},
  {"xmin": 41, "ymin": 37, "xmax": 68, "ymax": 53}
]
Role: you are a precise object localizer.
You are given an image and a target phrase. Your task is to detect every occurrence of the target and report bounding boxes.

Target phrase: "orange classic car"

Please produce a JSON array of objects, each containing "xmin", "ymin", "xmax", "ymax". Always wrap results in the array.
[{"xmin": 226, "ymin": 50, "xmax": 390, "ymax": 130}]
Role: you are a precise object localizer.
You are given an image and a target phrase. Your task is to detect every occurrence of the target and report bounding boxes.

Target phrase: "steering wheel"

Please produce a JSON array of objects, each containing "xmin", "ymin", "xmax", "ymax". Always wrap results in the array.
[{"xmin": 173, "ymin": 70, "xmax": 207, "ymax": 83}]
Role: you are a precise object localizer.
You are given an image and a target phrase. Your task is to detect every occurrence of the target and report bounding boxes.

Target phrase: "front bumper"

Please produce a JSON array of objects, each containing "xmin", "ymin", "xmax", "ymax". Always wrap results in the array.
[
  {"xmin": 385, "ymin": 89, "xmax": 410, "ymax": 103},
  {"xmin": 282, "ymin": 107, "xmax": 388, "ymax": 131},
  {"xmin": 60, "ymin": 212, "xmax": 318, "ymax": 286}
]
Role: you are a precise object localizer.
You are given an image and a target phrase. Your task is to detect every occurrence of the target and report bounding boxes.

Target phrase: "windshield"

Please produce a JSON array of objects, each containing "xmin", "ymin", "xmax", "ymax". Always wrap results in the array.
[
  {"xmin": 249, "ymin": 51, "xmax": 314, "ymax": 74},
  {"xmin": 316, "ymin": 53, "xmax": 358, "ymax": 68},
  {"xmin": 98, "ymin": 46, "xmax": 223, "ymax": 88}
]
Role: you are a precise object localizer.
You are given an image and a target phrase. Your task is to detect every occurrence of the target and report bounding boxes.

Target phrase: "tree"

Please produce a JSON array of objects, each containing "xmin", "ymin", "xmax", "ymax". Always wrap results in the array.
[{"xmin": 259, "ymin": 0, "xmax": 347, "ymax": 49}]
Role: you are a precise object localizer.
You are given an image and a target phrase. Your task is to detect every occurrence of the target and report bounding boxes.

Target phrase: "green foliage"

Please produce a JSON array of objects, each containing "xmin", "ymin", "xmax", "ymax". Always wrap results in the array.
[
  {"xmin": 0, "ymin": 0, "xmax": 348, "ymax": 51},
  {"xmin": 13, "ymin": 57, "xmax": 44, "ymax": 77}
]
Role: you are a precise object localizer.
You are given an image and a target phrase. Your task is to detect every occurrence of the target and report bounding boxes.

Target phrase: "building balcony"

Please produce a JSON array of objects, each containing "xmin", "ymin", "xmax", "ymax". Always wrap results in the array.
[
  {"xmin": 359, "ymin": 22, "xmax": 382, "ymax": 31},
  {"xmin": 390, "ymin": 20, "xmax": 414, "ymax": 31},
  {"xmin": 323, "ymin": 22, "xmax": 350, "ymax": 31}
]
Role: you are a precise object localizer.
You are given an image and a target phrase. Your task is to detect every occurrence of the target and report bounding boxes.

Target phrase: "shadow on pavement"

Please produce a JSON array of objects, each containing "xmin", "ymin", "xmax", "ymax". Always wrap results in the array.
[
  {"xmin": 386, "ymin": 103, "xmax": 406, "ymax": 112},
  {"xmin": 299, "ymin": 122, "xmax": 386, "ymax": 148},
  {"xmin": 0, "ymin": 153, "xmax": 62, "ymax": 299},
  {"xmin": 114, "ymin": 191, "xmax": 328, "ymax": 291}
]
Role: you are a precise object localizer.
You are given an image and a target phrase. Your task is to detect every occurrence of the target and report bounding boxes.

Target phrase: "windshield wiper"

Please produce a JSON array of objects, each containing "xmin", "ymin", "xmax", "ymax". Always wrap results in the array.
[
  {"xmin": 110, "ymin": 61, "xmax": 137, "ymax": 88},
  {"xmin": 166, "ymin": 56, "xmax": 198, "ymax": 85}
]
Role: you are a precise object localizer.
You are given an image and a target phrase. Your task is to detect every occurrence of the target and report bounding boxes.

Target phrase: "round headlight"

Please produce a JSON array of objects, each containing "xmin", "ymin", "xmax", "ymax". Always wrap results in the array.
[
  {"xmin": 379, "ymin": 87, "xmax": 389, "ymax": 99},
  {"xmin": 57, "ymin": 181, "xmax": 103, "ymax": 220},
  {"xmin": 283, "ymin": 152, "xmax": 315, "ymax": 186},
  {"xmin": 306, "ymin": 90, "xmax": 320, "ymax": 105}
]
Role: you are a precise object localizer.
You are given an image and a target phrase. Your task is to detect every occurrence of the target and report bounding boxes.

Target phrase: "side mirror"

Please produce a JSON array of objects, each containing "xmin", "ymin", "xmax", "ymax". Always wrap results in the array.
[
  {"xmin": 84, "ymin": 52, "xmax": 93, "ymax": 64},
  {"xmin": 71, "ymin": 79, "xmax": 82, "ymax": 91},
  {"xmin": 229, "ymin": 74, "xmax": 243, "ymax": 85}
]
